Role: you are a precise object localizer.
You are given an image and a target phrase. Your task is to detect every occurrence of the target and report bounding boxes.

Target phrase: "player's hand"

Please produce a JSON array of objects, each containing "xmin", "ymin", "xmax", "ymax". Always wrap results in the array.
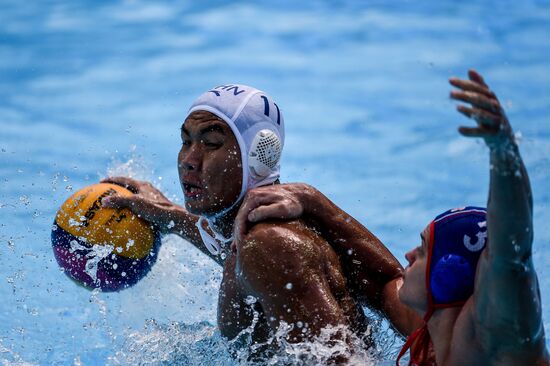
[
  {"xmin": 101, "ymin": 176, "xmax": 179, "ymax": 233},
  {"xmin": 232, "ymin": 183, "xmax": 311, "ymax": 251},
  {"xmin": 450, "ymin": 69, "xmax": 514, "ymax": 149}
]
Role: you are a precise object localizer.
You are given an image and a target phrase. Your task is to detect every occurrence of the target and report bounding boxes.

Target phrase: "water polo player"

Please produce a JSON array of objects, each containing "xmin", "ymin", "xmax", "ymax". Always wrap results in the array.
[
  {"xmin": 234, "ymin": 70, "xmax": 549, "ymax": 365},
  {"xmin": 101, "ymin": 84, "xmax": 418, "ymax": 356}
]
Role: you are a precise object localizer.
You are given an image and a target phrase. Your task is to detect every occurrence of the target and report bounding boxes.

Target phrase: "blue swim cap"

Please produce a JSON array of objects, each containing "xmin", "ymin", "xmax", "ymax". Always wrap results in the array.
[
  {"xmin": 397, "ymin": 206, "xmax": 488, "ymax": 366},
  {"xmin": 428, "ymin": 206, "xmax": 487, "ymax": 305}
]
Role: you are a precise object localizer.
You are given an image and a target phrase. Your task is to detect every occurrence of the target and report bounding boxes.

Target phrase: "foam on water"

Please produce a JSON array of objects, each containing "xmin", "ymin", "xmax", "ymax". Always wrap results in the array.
[{"xmin": 109, "ymin": 319, "xmax": 385, "ymax": 365}]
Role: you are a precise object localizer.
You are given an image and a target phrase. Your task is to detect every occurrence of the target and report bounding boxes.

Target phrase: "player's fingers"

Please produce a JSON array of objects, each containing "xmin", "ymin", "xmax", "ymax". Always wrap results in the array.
[
  {"xmin": 102, "ymin": 195, "xmax": 152, "ymax": 215},
  {"xmin": 458, "ymin": 126, "xmax": 497, "ymax": 138},
  {"xmin": 233, "ymin": 209, "xmax": 249, "ymax": 243},
  {"xmin": 100, "ymin": 176, "xmax": 141, "ymax": 193},
  {"xmin": 248, "ymin": 202, "xmax": 298, "ymax": 222},
  {"xmin": 468, "ymin": 69, "xmax": 487, "ymax": 86},
  {"xmin": 456, "ymin": 105, "xmax": 501, "ymax": 127},
  {"xmin": 242, "ymin": 191, "xmax": 281, "ymax": 215},
  {"xmin": 449, "ymin": 78, "xmax": 494, "ymax": 98},
  {"xmin": 234, "ymin": 191, "xmax": 273, "ymax": 240},
  {"xmin": 101, "ymin": 195, "xmax": 133, "ymax": 209},
  {"xmin": 458, "ymin": 126, "xmax": 484, "ymax": 137},
  {"xmin": 450, "ymin": 90, "xmax": 500, "ymax": 113}
]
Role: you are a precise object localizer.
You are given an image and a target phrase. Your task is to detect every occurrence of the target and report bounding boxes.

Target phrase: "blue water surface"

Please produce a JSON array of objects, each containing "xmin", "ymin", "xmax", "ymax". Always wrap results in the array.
[{"xmin": 1, "ymin": 1, "xmax": 550, "ymax": 364}]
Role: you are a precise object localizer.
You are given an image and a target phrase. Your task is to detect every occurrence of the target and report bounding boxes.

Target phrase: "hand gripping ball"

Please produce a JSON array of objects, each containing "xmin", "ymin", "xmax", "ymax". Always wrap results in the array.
[{"xmin": 52, "ymin": 183, "xmax": 161, "ymax": 291}]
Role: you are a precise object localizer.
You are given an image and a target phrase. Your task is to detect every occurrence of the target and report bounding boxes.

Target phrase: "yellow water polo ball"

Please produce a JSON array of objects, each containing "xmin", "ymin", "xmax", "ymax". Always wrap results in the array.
[{"xmin": 51, "ymin": 183, "xmax": 161, "ymax": 291}]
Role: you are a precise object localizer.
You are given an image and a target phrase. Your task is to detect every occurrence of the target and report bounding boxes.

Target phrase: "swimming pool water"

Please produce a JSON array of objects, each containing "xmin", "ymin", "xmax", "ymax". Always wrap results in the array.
[{"xmin": 1, "ymin": 1, "xmax": 549, "ymax": 364}]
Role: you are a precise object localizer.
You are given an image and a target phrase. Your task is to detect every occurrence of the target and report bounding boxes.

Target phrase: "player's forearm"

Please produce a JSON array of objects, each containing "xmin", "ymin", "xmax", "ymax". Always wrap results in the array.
[
  {"xmin": 304, "ymin": 187, "xmax": 398, "ymax": 263},
  {"xmin": 473, "ymin": 137, "xmax": 540, "ymax": 347},
  {"xmin": 301, "ymin": 187, "xmax": 403, "ymax": 301},
  {"xmin": 165, "ymin": 204, "xmax": 200, "ymax": 240},
  {"xmin": 165, "ymin": 205, "xmax": 224, "ymax": 265},
  {"xmin": 382, "ymin": 278, "xmax": 423, "ymax": 337},
  {"xmin": 487, "ymin": 141, "xmax": 533, "ymax": 259}
]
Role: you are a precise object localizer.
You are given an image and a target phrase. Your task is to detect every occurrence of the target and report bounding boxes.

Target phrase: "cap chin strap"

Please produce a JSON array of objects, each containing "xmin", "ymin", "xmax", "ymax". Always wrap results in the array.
[
  {"xmin": 195, "ymin": 167, "xmax": 279, "ymax": 256},
  {"xmin": 196, "ymin": 216, "xmax": 232, "ymax": 256},
  {"xmin": 195, "ymin": 197, "xmax": 241, "ymax": 256},
  {"xmin": 397, "ymin": 220, "xmax": 436, "ymax": 366},
  {"xmin": 395, "ymin": 309, "xmax": 434, "ymax": 366}
]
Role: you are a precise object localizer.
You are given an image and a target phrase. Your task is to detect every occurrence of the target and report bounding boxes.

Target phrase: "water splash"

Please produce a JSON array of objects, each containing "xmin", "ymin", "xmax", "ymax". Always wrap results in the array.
[
  {"xmin": 106, "ymin": 145, "xmax": 151, "ymax": 182},
  {"xmin": 109, "ymin": 321, "xmax": 234, "ymax": 366},
  {"xmin": 0, "ymin": 338, "xmax": 36, "ymax": 366},
  {"xmin": 109, "ymin": 314, "xmax": 394, "ymax": 365},
  {"xmin": 109, "ymin": 298, "xmax": 398, "ymax": 365}
]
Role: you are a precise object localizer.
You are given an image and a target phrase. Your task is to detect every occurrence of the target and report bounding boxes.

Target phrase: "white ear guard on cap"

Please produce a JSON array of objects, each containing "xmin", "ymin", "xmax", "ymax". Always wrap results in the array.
[
  {"xmin": 185, "ymin": 84, "xmax": 285, "ymax": 255},
  {"xmin": 249, "ymin": 129, "xmax": 283, "ymax": 178},
  {"xmin": 186, "ymin": 84, "xmax": 285, "ymax": 205}
]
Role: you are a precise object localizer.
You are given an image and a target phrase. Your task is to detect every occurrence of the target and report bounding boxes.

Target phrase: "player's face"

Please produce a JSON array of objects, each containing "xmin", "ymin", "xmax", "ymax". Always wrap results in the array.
[
  {"xmin": 178, "ymin": 111, "xmax": 242, "ymax": 216},
  {"xmin": 399, "ymin": 224, "xmax": 430, "ymax": 313}
]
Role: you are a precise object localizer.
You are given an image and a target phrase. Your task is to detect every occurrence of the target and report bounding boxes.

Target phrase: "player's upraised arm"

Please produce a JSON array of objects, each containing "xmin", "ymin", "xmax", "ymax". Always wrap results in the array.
[
  {"xmin": 451, "ymin": 70, "xmax": 544, "ymax": 354},
  {"xmin": 101, "ymin": 176, "xmax": 224, "ymax": 266}
]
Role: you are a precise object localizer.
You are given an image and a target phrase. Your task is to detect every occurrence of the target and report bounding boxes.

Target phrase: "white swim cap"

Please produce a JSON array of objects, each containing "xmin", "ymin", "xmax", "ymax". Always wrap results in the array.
[
  {"xmin": 187, "ymin": 84, "xmax": 285, "ymax": 207},
  {"xmin": 186, "ymin": 84, "xmax": 285, "ymax": 255}
]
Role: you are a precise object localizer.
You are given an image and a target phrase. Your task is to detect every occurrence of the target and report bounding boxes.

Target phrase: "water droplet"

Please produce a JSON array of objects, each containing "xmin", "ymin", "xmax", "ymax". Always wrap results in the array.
[
  {"xmin": 19, "ymin": 195, "xmax": 30, "ymax": 206},
  {"xmin": 285, "ymin": 282, "xmax": 293, "ymax": 290}
]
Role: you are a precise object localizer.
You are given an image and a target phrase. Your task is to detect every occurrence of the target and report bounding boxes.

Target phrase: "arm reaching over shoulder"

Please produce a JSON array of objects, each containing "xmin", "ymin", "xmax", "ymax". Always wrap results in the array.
[
  {"xmin": 234, "ymin": 184, "xmax": 422, "ymax": 336},
  {"xmin": 101, "ymin": 176, "xmax": 223, "ymax": 265},
  {"xmin": 451, "ymin": 70, "xmax": 548, "ymax": 361}
]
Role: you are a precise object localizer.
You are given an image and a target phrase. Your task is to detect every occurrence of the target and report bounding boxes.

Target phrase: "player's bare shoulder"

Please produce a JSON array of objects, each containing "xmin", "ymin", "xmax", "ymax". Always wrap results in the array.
[{"xmin": 238, "ymin": 219, "xmax": 327, "ymax": 268}]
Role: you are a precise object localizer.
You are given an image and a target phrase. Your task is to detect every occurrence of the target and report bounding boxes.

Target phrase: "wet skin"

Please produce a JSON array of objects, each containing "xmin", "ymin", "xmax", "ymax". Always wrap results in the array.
[
  {"xmin": 179, "ymin": 111, "xmax": 367, "ymax": 347},
  {"xmin": 398, "ymin": 70, "xmax": 550, "ymax": 365},
  {"xmin": 399, "ymin": 226, "xmax": 430, "ymax": 314},
  {"xmin": 233, "ymin": 70, "xmax": 550, "ymax": 365},
  {"xmin": 101, "ymin": 111, "xmax": 413, "ymax": 360},
  {"xmin": 103, "ymin": 111, "xmax": 377, "ymax": 356},
  {"xmin": 178, "ymin": 111, "xmax": 242, "ymax": 217}
]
